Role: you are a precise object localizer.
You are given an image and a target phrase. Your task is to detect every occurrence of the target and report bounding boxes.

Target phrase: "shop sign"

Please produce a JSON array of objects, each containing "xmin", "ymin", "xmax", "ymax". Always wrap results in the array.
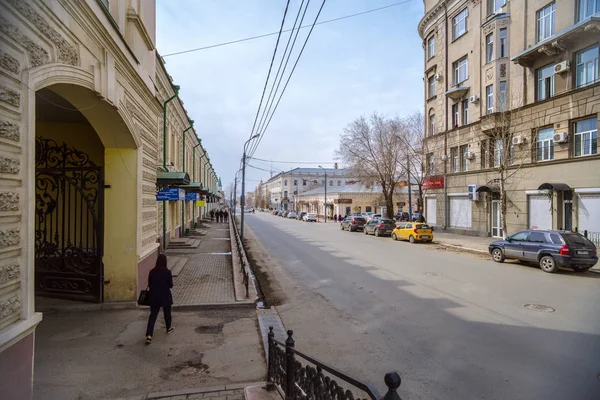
[
  {"xmin": 423, "ymin": 176, "xmax": 444, "ymax": 190},
  {"xmin": 396, "ymin": 201, "xmax": 406, "ymax": 207},
  {"xmin": 185, "ymin": 193, "xmax": 198, "ymax": 201},
  {"xmin": 156, "ymin": 188, "xmax": 185, "ymax": 201},
  {"xmin": 334, "ymin": 199, "xmax": 352, "ymax": 204},
  {"xmin": 196, "ymin": 200, "xmax": 206, "ymax": 207}
]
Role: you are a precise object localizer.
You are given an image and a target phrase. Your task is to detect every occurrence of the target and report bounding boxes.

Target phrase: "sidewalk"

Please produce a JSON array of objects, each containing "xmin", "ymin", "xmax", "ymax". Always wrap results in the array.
[{"xmin": 432, "ymin": 231, "xmax": 492, "ymax": 253}]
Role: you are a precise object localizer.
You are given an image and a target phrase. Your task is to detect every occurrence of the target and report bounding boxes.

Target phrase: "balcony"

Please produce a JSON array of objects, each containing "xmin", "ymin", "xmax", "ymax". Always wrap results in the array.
[
  {"xmin": 512, "ymin": 16, "xmax": 600, "ymax": 67},
  {"xmin": 445, "ymin": 85, "xmax": 470, "ymax": 101}
]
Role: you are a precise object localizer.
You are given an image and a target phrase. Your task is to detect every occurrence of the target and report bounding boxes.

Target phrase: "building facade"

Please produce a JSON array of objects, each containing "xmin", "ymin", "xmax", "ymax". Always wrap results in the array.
[
  {"xmin": 0, "ymin": 1, "xmax": 219, "ymax": 397},
  {"xmin": 418, "ymin": 0, "xmax": 600, "ymax": 239}
]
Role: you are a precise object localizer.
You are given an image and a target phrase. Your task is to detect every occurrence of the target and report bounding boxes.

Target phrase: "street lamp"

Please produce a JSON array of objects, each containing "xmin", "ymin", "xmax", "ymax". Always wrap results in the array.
[
  {"xmin": 318, "ymin": 165, "xmax": 327, "ymax": 223},
  {"xmin": 241, "ymin": 134, "xmax": 260, "ymax": 241}
]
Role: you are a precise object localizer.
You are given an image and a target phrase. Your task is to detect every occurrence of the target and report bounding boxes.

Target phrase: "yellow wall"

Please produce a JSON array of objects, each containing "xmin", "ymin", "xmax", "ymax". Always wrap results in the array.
[
  {"xmin": 37, "ymin": 122, "xmax": 104, "ymax": 165},
  {"xmin": 103, "ymin": 148, "xmax": 139, "ymax": 302}
]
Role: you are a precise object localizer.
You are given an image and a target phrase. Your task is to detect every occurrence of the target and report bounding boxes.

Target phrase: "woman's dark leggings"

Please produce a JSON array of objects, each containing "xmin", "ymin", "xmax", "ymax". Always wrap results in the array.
[{"xmin": 146, "ymin": 305, "xmax": 172, "ymax": 336}]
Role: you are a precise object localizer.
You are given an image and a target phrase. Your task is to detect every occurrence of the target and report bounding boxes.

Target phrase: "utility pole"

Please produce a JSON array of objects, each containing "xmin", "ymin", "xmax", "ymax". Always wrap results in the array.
[
  {"xmin": 407, "ymin": 160, "xmax": 413, "ymax": 221},
  {"xmin": 241, "ymin": 134, "xmax": 259, "ymax": 241},
  {"xmin": 318, "ymin": 166, "xmax": 327, "ymax": 222}
]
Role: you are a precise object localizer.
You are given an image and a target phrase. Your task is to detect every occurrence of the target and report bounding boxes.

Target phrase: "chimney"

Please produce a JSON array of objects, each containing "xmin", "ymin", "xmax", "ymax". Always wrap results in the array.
[{"xmin": 334, "ymin": 163, "xmax": 338, "ymax": 169}]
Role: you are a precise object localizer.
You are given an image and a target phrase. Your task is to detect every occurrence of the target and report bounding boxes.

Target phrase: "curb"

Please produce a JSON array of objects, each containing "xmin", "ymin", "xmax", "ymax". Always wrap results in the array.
[
  {"xmin": 434, "ymin": 242, "xmax": 489, "ymax": 255},
  {"xmin": 114, "ymin": 381, "xmax": 266, "ymax": 400},
  {"xmin": 172, "ymin": 301, "xmax": 256, "ymax": 311}
]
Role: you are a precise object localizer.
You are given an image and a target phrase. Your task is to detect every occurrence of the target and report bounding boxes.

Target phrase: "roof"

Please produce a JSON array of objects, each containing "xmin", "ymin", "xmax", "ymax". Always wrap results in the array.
[
  {"xmin": 156, "ymin": 171, "xmax": 190, "ymax": 187},
  {"xmin": 265, "ymin": 167, "xmax": 351, "ymax": 184},
  {"xmin": 297, "ymin": 181, "xmax": 415, "ymax": 196}
]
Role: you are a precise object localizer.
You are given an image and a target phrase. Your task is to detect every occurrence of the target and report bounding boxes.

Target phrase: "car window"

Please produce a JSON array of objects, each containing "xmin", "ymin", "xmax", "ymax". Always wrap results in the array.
[
  {"xmin": 355, "ymin": 218, "xmax": 366, "ymax": 223},
  {"xmin": 528, "ymin": 232, "xmax": 547, "ymax": 243},
  {"xmin": 406, "ymin": 224, "xmax": 412, "ymax": 229},
  {"xmin": 549, "ymin": 234, "xmax": 563, "ymax": 244},
  {"xmin": 397, "ymin": 224, "xmax": 406, "ymax": 229},
  {"xmin": 510, "ymin": 231, "xmax": 529, "ymax": 241},
  {"xmin": 563, "ymin": 233, "xmax": 594, "ymax": 247},
  {"xmin": 416, "ymin": 224, "xmax": 430, "ymax": 229}
]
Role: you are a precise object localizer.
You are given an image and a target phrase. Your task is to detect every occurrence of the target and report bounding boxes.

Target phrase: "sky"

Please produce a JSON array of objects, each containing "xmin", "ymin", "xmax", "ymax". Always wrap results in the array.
[{"xmin": 156, "ymin": 0, "xmax": 425, "ymax": 193}]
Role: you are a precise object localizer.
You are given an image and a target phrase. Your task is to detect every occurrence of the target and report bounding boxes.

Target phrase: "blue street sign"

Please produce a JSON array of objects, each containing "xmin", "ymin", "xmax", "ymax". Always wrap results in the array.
[
  {"xmin": 156, "ymin": 188, "xmax": 185, "ymax": 201},
  {"xmin": 185, "ymin": 193, "xmax": 198, "ymax": 201}
]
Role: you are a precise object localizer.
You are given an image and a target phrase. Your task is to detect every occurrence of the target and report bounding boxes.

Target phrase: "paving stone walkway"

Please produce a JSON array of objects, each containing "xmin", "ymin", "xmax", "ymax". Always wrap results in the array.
[{"xmin": 169, "ymin": 221, "xmax": 236, "ymax": 306}]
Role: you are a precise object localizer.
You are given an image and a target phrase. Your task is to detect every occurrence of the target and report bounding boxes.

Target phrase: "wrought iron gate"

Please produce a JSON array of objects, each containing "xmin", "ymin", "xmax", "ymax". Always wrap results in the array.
[{"xmin": 35, "ymin": 137, "xmax": 104, "ymax": 302}]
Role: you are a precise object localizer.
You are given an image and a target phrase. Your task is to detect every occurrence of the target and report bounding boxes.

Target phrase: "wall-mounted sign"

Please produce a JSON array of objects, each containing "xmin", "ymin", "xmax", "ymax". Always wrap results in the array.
[
  {"xmin": 196, "ymin": 200, "xmax": 206, "ymax": 207},
  {"xmin": 396, "ymin": 201, "xmax": 406, "ymax": 207},
  {"xmin": 185, "ymin": 193, "xmax": 198, "ymax": 201},
  {"xmin": 423, "ymin": 176, "xmax": 444, "ymax": 190},
  {"xmin": 334, "ymin": 199, "xmax": 352, "ymax": 204},
  {"xmin": 156, "ymin": 188, "xmax": 185, "ymax": 201}
]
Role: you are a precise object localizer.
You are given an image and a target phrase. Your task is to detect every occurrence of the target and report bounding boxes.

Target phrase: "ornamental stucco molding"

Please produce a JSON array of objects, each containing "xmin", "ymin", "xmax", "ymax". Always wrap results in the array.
[
  {"xmin": 125, "ymin": 98, "xmax": 157, "ymax": 135},
  {"xmin": 0, "ymin": 16, "xmax": 49, "ymax": 67},
  {"xmin": 0, "ymin": 86, "xmax": 20, "ymax": 108},
  {"xmin": 0, "ymin": 49, "xmax": 20, "ymax": 75},
  {"xmin": 0, "ymin": 120, "xmax": 20, "ymax": 141},
  {"xmin": 0, "ymin": 296, "xmax": 21, "ymax": 319},
  {"xmin": 0, "ymin": 264, "xmax": 20, "ymax": 285},
  {"xmin": 0, "ymin": 192, "xmax": 19, "ymax": 211},
  {"xmin": 0, "ymin": 156, "xmax": 20, "ymax": 174},
  {"xmin": 0, "ymin": 229, "xmax": 20, "ymax": 248},
  {"xmin": 418, "ymin": 0, "xmax": 447, "ymax": 39},
  {"xmin": 5, "ymin": 0, "xmax": 79, "ymax": 66}
]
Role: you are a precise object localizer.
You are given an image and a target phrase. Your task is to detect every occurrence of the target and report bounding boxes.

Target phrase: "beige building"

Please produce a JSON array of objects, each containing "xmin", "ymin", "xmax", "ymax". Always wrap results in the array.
[
  {"xmin": 0, "ymin": 1, "xmax": 219, "ymax": 397},
  {"xmin": 418, "ymin": 0, "xmax": 600, "ymax": 239}
]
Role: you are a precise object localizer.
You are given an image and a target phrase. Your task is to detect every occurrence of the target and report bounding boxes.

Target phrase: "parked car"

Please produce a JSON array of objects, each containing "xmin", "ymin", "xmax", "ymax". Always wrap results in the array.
[
  {"xmin": 364, "ymin": 218, "xmax": 395, "ymax": 237},
  {"xmin": 280, "ymin": 210, "xmax": 289, "ymax": 218},
  {"xmin": 296, "ymin": 212, "xmax": 307, "ymax": 220},
  {"xmin": 394, "ymin": 212, "xmax": 409, "ymax": 222},
  {"xmin": 392, "ymin": 223, "xmax": 433, "ymax": 243},
  {"xmin": 273, "ymin": 210, "xmax": 279, "ymax": 215},
  {"xmin": 287, "ymin": 212, "xmax": 297, "ymax": 219},
  {"xmin": 303, "ymin": 213, "xmax": 317, "ymax": 222},
  {"xmin": 361, "ymin": 212, "xmax": 374, "ymax": 220},
  {"xmin": 488, "ymin": 230, "xmax": 598, "ymax": 273},
  {"xmin": 340, "ymin": 216, "xmax": 367, "ymax": 232},
  {"xmin": 412, "ymin": 212, "xmax": 422, "ymax": 222}
]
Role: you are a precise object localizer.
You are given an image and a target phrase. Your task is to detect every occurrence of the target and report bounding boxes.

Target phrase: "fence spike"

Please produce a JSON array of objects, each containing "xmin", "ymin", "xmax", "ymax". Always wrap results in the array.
[{"xmin": 382, "ymin": 372, "xmax": 401, "ymax": 400}]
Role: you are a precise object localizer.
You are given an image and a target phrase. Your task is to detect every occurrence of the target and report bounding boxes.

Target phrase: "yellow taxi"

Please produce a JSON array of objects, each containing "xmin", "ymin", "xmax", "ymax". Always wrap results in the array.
[{"xmin": 391, "ymin": 222, "xmax": 434, "ymax": 243}]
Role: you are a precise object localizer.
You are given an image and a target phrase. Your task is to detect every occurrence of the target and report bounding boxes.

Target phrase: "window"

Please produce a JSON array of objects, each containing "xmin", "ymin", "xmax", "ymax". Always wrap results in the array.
[
  {"xmin": 284, "ymin": 190, "xmax": 288, "ymax": 198},
  {"xmin": 486, "ymin": 33, "xmax": 494, "ymax": 63},
  {"xmin": 499, "ymin": 28, "xmax": 507, "ymax": 58},
  {"xmin": 488, "ymin": 0, "xmax": 506, "ymax": 14},
  {"xmin": 481, "ymin": 140, "xmax": 489, "ymax": 168},
  {"xmin": 451, "ymin": 147, "xmax": 459, "ymax": 172},
  {"xmin": 486, "ymin": 85, "xmax": 494, "ymax": 114},
  {"xmin": 453, "ymin": 56, "xmax": 468, "ymax": 85},
  {"xmin": 574, "ymin": 117, "xmax": 598, "ymax": 156},
  {"xmin": 452, "ymin": 103, "xmax": 459, "ymax": 128},
  {"xmin": 302, "ymin": 180, "xmax": 306, "ymax": 186},
  {"xmin": 293, "ymin": 179, "xmax": 297, "ymax": 186},
  {"xmin": 427, "ymin": 36, "xmax": 435, "ymax": 59},
  {"xmin": 452, "ymin": 8, "xmax": 468, "ymax": 40},
  {"xmin": 461, "ymin": 100, "xmax": 469, "ymax": 125},
  {"xmin": 499, "ymin": 81, "xmax": 507, "ymax": 111},
  {"xmin": 460, "ymin": 145, "xmax": 469, "ymax": 171},
  {"xmin": 576, "ymin": 46, "xmax": 599, "ymax": 88},
  {"xmin": 321, "ymin": 180, "xmax": 324, "ymax": 185},
  {"xmin": 427, "ymin": 153, "xmax": 435, "ymax": 174},
  {"xmin": 528, "ymin": 232, "xmax": 547, "ymax": 243},
  {"xmin": 429, "ymin": 113, "xmax": 436, "ymax": 136},
  {"xmin": 536, "ymin": 127, "xmax": 555, "ymax": 161},
  {"xmin": 329, "ymin": 180, "xmax": 333, "ymax": 186},
  {"xmin": 549, "ymin": 233, "xmax": 563, "ymax": 244},
  {"xmin": 537, "ymin": 64, "xmax": 555, "ymax": 101},
  {"xmin": 537, "ymin": 3, "xmax": 555, "ymax": 42},
  {"xmin": 284, "ymin": 180, "xmax": 288, "ymax": 186},
  {"xmin": 494, "ymin": 139, "xmax": 503, "ymax": 167},
  {"xmin": 511, "ymin": 231, "xmax": 529, "ymax": 241},
  {"xmin": 577, "ymin": 0, "xmax": 600, "ymax": 22},
  {"xmin": 337, "ymin": 180, "xmax": 341, "ymax": 186},
  {"xmin": 428, "ymin": 76, "xmax": 435, "ymax": 98}
]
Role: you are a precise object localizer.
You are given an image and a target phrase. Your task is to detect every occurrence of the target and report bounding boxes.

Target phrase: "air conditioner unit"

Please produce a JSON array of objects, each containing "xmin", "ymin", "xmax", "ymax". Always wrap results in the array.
[
  {"xmin": 465, "ymin": 151, "xmax": 475, "ymax": 160},
  {"xmin": 468, "ymin": 185, "xmax": 479, "ymax": 201},
  {"xmin": 512, "ymin": 135, "xmax": 525, "ymax": 146},
  {"xmin": 553, "ymin": 132, "xmax": 568, "ymax": 143},
  {"xmin": 441, "ymin": 154, "xmax": 449, "ymax": 161},
  {"xmin": 554, "ymin": 61, "xmax": 570, "ymax": 74},
  {"xmin": 469, "ymin": 95, "xmax": 479, "ymax": 103},
  {"xmin": 434, "ymin": 73, "xmax": 443, "ymax": 81}
]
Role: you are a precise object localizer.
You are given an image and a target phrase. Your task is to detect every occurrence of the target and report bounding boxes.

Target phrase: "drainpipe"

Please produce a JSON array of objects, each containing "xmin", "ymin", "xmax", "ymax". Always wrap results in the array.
[
  {"xmin": 182, "ymin": 121, "xmax": 194, "ymax": 236},
  {"xmin": 443, "ymin": 3, "xmax": 449, "ymax": 230},
  {"xmin": 162, "ymin": 85, "xmax": 180, "ymax": 251}
]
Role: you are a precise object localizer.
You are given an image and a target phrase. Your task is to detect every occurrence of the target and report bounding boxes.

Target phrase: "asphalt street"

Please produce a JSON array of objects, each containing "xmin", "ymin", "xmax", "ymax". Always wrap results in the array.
[{"xmin": 244, "ymin": 211, "xmax": 600, "ymax": 400}]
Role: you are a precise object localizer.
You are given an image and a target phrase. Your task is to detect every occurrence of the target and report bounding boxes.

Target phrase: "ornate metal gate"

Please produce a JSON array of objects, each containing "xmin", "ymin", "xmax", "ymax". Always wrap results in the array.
[{"xmin": 35, "ymin": 137, "xmax": 104, "ymax": 302}]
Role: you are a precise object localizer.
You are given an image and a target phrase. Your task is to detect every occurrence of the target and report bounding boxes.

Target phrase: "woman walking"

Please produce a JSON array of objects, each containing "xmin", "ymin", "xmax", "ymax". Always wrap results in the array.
[{"xmin": 145, "ymin": 254, "xmax": 174, "ymax": 344}]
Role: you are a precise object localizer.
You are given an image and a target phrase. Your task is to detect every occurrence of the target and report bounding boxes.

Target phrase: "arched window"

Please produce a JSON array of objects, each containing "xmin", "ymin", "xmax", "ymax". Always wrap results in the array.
[{"xmin": 428, "ymin": 109, "xmax": 436, "ymax": 136}]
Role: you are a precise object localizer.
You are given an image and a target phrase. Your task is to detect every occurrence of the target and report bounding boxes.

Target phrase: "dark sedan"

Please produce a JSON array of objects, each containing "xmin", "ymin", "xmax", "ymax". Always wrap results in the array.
[
  {"xmin": 488, "ymin": 229, "xmax": 598, "ymax": 273},
  {"xmin": 364, "ymin": 218, "xmax": 395, "ymax": 237},
  {"xmin": 340, "ymin": 216, "xmax": 366, "ymax": 232}
]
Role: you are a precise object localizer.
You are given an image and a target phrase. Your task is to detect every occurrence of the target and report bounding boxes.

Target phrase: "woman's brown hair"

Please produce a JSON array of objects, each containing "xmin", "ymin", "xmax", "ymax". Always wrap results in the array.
[{"xmin": 155, "ymin": 254, "xmax": 168, "ymax": 269}]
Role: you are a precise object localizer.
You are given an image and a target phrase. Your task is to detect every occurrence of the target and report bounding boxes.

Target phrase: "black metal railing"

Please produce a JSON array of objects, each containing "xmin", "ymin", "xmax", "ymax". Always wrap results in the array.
[
  {"xmin": 230, "ymin": 217, "xmax": 250, "ymax": 298},
  {"xmin": 268, "ymin": 328, "xmax": 403, "ymax": 400},
  {"xmin": 583, "ymin": 230, "xmax": 600, "ymax": 247}
]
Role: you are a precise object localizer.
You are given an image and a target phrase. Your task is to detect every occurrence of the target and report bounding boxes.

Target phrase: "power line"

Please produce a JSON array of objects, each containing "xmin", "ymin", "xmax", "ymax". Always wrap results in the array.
[
  {"xmin": 248, "ymin": 0, "xmax": 327, "ymax": 159},
  {"xmin": 247, "ymin": 164, "xmax": 272, "ymax": 173},
  {"xmin": 162, "ymin": 0, "xmax": 414, "ymax": 57},
  {"xmin": 249, "ymin": 157, "xmax": 336, "ymax": 165}
]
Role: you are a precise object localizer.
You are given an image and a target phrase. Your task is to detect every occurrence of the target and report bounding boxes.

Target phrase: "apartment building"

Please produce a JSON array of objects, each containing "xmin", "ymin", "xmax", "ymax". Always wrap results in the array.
[{"xmin": 418, "ymin": 0, "xmax": 600, "ymax": 239}]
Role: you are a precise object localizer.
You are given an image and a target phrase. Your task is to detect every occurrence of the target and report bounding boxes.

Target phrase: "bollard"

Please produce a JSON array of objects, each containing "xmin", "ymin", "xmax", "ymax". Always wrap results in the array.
[
  {"xmin": 267, "ymin": 326, "xmax": 275, "ymax": 391},
  {"xmin": 285, "ymin": 330, "xmax": 295, "ymax": 399},
  {"xmin": 382, "ymin": 371, "xmax": 402, "ymax": 400}
]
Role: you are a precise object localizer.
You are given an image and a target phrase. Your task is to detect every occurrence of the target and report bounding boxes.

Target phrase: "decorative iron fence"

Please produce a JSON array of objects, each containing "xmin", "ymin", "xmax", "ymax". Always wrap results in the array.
[
  {"xmin": 583, "ymin": 230, "xmax": 600, "ymax": 247},
  {"xmin": 268, "ymin": 328, "xmax": 403, "ymax": 400},
  {"xmin": 230, "ymin": 216, "xmax": 263, "ymax": 302}
]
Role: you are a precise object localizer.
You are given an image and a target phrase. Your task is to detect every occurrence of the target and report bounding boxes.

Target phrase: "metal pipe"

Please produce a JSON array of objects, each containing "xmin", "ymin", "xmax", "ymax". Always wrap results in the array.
[
  {"xmin": 241, "ymin": 135, "xmax": 259, "ymax": 241},
  {"xmin": 318, "ymin": 166, "xmax": 327, "ymax": 222}
]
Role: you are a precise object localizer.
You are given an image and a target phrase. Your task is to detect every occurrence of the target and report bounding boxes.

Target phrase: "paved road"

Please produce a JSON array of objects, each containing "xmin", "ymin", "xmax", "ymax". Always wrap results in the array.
[{"xmin": 245, "ymin": 212, "xmax": 600, "ymax": 400}]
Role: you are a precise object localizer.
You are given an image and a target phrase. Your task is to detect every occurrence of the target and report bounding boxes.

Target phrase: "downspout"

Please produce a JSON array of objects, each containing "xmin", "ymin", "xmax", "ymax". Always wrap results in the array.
[
  {"xmin": 198, "ymin": 152, "xmax": 207, "ymax": 219},
  {"xmin": 443, "ymin": 3, "xmax": 449, "ymax": 230},
  {"xmin": 182, "ymin": 121, "xmax": 194, "ymax": 236},
  {"xmin": 162, "ymin": 85, "xmax": 180, "ymax": 251},
  {"xmin": 192, "ymin": 138, "xmax": 201, "ymax": 226}
]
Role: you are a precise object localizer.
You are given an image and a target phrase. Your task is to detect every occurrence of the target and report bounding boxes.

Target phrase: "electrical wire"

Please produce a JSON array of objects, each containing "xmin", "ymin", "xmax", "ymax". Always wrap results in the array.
[
  {"xmin": 162, "ymin": 0, "xmax": 414, "ymax": 57},
  {"xmin": 247, "ymin": 164, "xmax": 272, "ymax": 173},
  {"xmin": 249, "ymin": 156, "xmax": 336, "ymax": 165}
]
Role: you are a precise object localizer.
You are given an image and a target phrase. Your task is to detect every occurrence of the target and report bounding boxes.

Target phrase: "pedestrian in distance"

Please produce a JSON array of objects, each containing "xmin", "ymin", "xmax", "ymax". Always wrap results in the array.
[
  {"xmin": 338, "ymin": 215, "xmax": 343, "ymax": 222},
  {"xmin": 209, "ymin": 209, "xmax": 214, "ymax": 222},
  {"xmin": 333, "ymin": 213, "xmax": 337, "ymax": 221},
  {"xmin": 223, "ymin": 209, "xmax": 229, "ymax": 223},
  {"xmin": 145, "ymin": 254, "xmax": 174, "ymax": 344},
  {"xmin": 217, "ymin": 210, "xmax": 222, "ymax": 223}
]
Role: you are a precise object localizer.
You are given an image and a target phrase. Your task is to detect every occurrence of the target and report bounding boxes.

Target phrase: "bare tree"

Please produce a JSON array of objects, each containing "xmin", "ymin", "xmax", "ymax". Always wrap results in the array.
[{"xmin": 335, "ymin": 113, "xmax": 406, "ymax": 219}]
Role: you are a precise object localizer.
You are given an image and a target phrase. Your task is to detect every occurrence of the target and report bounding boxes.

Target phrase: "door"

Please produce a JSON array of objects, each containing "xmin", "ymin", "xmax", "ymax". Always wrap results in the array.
[
  {"xmin": 426, "ymin": 198, "xmax": 437, "ymax": 225},
  {"xmin": 529, "ymin": 195, "xmax": 552, "ymax": 230},
  {"xmin": 449, "ymin": 197, "xmax": 472, "ymax": 229},
  {"xmin": 504, "ymin": 230, "xmax": 529, "ymax": 258},
  {"xmin": 491, "ymin": 200, "xmax": 503, "ymax": 237},
  {"xmin": 563, "ymin": 190, "xmax": 573, "ymax": 231},
  {"xmin": 403, "ymin": 223, "xmax": 413, "ymax": 240},
  {"xmin": 523, "ymin": 231, "xmax": 546, "ymax": 261}
]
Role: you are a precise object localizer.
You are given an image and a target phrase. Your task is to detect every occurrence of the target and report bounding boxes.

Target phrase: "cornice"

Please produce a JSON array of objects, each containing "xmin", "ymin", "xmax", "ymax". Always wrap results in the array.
[{"xmin": 418, "ymin": 0, "xmax": 447, "ymax": 39}]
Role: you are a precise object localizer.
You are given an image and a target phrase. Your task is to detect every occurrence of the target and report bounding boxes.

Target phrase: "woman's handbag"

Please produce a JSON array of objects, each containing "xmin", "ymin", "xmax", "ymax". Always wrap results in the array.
[{"xmin": 137, "ymin": 287, "xmax": 150, "ymax": 306}]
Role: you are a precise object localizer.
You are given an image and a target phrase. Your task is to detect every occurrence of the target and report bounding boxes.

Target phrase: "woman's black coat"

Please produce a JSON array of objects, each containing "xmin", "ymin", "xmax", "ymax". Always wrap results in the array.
[{"xmin": 147, "ymin": 268, "xmax": 173, "ymax": 307}]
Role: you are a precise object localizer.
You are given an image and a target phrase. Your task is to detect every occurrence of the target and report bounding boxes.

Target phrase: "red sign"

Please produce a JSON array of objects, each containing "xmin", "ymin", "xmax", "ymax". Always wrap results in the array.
[{"xmin": 423, "ymin": 176, "xmax": 444, "ymax": 190}]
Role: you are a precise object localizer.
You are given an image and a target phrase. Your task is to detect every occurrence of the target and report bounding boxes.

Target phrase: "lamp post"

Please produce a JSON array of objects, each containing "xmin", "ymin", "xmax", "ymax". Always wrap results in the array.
[
  {"xmin": 318, "ymin": 165, "xmax": 327, "ymax": 223},
  {"xmin": 182, "ymin": 121, "xmax": 194, "ymax": 236},
  {"xmin": 234, "ymin": 168, "xmax": 243, "ymax": 217},
  {"xmin": 241, "ymin": 134, "xmax": 259, "ymax": 241}
]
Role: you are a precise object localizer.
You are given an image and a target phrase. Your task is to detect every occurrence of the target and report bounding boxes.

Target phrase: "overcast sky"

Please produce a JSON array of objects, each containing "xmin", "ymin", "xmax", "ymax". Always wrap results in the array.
[{"xmin": 156, "ymin": 0, "xmax": 424, "ymax": 193}]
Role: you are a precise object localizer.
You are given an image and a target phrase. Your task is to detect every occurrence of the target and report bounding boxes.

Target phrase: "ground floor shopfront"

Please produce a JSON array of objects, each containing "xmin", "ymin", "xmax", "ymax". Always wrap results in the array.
[{"xmin": 423, "ymin": 157, "xmax": 600, "ymax": 244}]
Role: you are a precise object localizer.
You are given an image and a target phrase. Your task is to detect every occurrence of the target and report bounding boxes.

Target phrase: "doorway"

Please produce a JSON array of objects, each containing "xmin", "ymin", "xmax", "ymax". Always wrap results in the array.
[
  {"xmin": 491, "ymin": 199, "xmax": 503, "ymax": 238},
  {"xmin": 563, "ymin": 190, "xmax": 573, "ymax": 231}
]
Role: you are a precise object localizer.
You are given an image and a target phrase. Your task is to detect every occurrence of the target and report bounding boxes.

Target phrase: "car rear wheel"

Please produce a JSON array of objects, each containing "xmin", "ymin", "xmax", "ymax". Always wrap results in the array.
[
  {"xmin": 409, "ymin": 235, "xmax": 415, "ymax": 243},
  {"xmin": 572, "ymin": 266, "xmax": 590, "ymax": 273},
  {"xmin": 392, "ymin": 233, "xmax": 397, "ymax": 241},
  {"xmin": 539, "ymin": 255, "xmax": 558, "ymax": 273},
  {"xmin": 364, "ymin": 228, "xmax": 368, "ymax": 235},
  {"xmin": 340, "ymin": 224, "xmax": 344, "ymax": 230},
  {"xmin": 375, "ymin": 229, "xmax": 380, "ymax": 237},
  {"xmin": 491, "ymin": 248, "xmax": 505, "ymax": 263}
]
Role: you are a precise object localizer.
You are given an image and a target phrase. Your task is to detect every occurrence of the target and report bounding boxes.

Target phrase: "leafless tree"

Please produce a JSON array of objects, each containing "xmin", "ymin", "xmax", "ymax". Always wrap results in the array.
[{"xmin": 335, "ymin": 113, "xmax": 406, "ymax": 218}]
